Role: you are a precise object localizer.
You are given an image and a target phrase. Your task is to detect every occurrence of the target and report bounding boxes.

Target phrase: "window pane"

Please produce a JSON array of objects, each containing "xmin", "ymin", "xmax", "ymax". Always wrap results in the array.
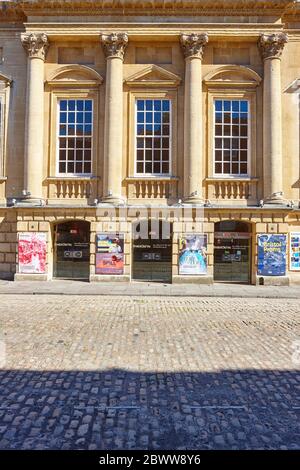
[
  {"xmin": 162, "ymin": 150, "xmax": 169, "ymax": 161},
  {"xmin": 135, "ymin": 99, "xmax": 171, "ymax": 175},
  {"xmin": 162, "ymin": 162, "xmax": 169, "ymax": 173},
  {"xmin": 240, "ymin": 163, "xmax": 248, "ymax": 174},
  {"xmin": 137, "ymin": 112, "xmax": 144, "ymax": 123},
  {"xmin": 60, "ymin": 100, "xmax": 67, "ymax": 111},
  {"xmin": 59, "ymin": 162, "xmax": 66, "ymax": 173},
  {"xmin": 153, "ymin": 162, "xmax": 161, "ymax": 173},
  {"xmin": 215, "ymin": 113, "xmax": 222, "ymax": 124},
  {"xmin": 215, "ymin": 101, "xmax": 223, "ymax": 112},
  {"xmin": 137, "ymin": 150, "xmax": 144, "ymax": 161},
  {"xmin": 214, "ymin": 99, "xmax": 249, "ymax": 176},
  {"xmin": 154, "ymin": 150, "xmax": 161, "ymax": 161},
  {"xmin": 58, "ymin": 99, "xmax": 93, "ymax": 175},
  {"xmin": 215, "ymin": 125, "xmax": 222, "ymax": 136},
  {"xmin": 145, "ymin": 162, "xmax": 152, "ymax": 173},
  {"xmin": 154, "ymin": 100, "xmax": 161, "ymax": 111},
  {"xmin": 232, "ymin": 163, "xmax": 239, "ymax": 174},
  {"xmin": 137, "ymin": 162, "xmax": 144, "ymax": 173},
  {"xmin": 162, "ymin": 100, "xmax": 170, "ymax": 111},
  {"xmin": 215, "ymin": 162, "xmax": 222, "ymax": 173},
  {"xmin": 137, "ymin": 100, "xmax": 144, "ymax": 111}
]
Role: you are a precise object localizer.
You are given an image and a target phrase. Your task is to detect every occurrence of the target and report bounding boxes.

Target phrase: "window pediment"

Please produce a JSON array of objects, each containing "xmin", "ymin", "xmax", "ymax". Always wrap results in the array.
[
  {"xmin": 124, "ymin": 65, "xmax": 181, "ymax": 88},
  {"xmin": 204, "ymin": 66, "xmax": 262, "ymax": 89},
  {"xmin": 46, "ymin": 65, "xmax": 103, "ymax": 87}
]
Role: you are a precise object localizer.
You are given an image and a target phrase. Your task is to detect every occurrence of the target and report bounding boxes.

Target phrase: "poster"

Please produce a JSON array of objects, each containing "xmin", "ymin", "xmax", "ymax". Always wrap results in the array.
[
  {"xmin": 257, "ymin": 234, "xmax": 287, "ymax": 276},
  {"xmin": 290, "ymin": 233, "xmax": 300, "ymax": 271},
  {"xmin": 18, "ymin": 232, "xmax": 47, "ymax": 274},
  {"xmin": 96, "ymin": 233, "xmax": 124, "ymax": 275},
  {"xmin": 179, "ymin": 234, "xmax": 207, "ymax": 275}
]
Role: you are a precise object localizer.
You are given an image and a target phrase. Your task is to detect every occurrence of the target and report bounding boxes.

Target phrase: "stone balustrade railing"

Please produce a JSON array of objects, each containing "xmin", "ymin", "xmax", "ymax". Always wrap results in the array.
[
  {"xmin": 125, "ymin": 177, "xmax": 179, "ymax": 201},
  {"xmin": 46, "ymin": 177, "xmax": 99, "ymax": 204},
  {"xmin": 206, "ymin": 177, "xmax": 259, "ymax": 204}
]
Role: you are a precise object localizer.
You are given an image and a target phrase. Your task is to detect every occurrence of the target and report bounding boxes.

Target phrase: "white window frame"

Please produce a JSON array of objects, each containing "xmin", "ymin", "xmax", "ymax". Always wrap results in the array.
[
  {"xmin": 213, "ymin": 98, "xmax": 251, "ymax": 178},
  {"xmin": 134, "ymin": 98, "xmax": 172, "ymax": 177},
  {"xmin": 56, "ymin": 98, "xmax": 94, "ymax": 177}
]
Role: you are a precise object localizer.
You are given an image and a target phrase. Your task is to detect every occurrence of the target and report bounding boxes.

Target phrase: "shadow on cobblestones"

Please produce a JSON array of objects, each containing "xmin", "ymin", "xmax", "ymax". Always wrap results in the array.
[{"xmin": 0, "ymin": 368, "xmax": 299, "ymax": 450}]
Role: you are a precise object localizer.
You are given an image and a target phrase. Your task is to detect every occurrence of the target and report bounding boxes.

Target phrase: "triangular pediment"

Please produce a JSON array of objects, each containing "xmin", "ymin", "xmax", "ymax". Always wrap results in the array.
[{"xmin": 125, "ymin": 65, "xmax": 181, "ymax": 87}]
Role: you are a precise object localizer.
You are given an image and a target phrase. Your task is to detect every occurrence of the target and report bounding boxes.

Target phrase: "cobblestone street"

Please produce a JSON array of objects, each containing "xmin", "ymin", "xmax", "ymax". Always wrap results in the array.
[{"xmin": 0, "ymin": 294, "xmax": 299, "ymax": 450}]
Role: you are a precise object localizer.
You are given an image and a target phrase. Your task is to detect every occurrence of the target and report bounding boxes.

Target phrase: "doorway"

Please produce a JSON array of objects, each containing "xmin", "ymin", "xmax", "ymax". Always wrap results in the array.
[
  {"xmin": 53, "ymin": 221, "xmax": 90, "ymax": 280},
  {"xmin": 214, "ymin": 221, "xmax": 251, "ymax": 284},
  {"xmin": 132, "ymin": 220, "xmax": 173, "ymax": 283}
]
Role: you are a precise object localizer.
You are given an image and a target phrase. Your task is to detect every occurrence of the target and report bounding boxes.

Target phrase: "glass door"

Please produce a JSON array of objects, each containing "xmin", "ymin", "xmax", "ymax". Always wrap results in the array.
[
  {"xmin": 132, "ymin": 221, "xmax": 172, "ymax": 283},
  {"xmin": 214, "ymin": 233, "xmax": 251, "ymax": 283},
  {"xmin": 54, "ymin": 221, "xmax": 90, "ymax": 279}
]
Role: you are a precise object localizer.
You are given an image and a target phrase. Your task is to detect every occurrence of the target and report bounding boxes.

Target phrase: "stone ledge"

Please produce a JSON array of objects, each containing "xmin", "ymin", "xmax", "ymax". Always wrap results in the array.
[
  {"xmin": 172, "ymin": 275, "xmax": 213, "ymax": 285},
  {"xmin": 256, "ymin": 275, "xmax": 290, "ymax": 286},
  {"xmin": 90, "ymin": 275, "xmax": 130, "ymax": 283},
  {"xmin": 14, "ymin": 274, "xmax": 49, "ymax": 282}
]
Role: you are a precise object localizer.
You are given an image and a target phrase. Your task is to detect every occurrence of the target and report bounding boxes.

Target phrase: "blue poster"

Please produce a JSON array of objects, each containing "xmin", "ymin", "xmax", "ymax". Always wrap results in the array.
[
  {"xmin": 179, "ymin": 234, "xmax": 207, "ymax": 275},
  {"xmin": 257, "ymin": 234, "xmax": 287, "ymax": 276}
]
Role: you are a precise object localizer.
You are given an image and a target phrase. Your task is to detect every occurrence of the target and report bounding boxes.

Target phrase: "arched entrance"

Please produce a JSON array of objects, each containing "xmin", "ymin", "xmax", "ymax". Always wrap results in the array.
[
  {"xmin": 132, "ymin": 220, "xmax": 173, "ymax": 283},
  {"xmin": 214, "ymin": 220, "xmax": 252, "ymax": 284},
  {"xmin": 53, "ymin": 220, "xmax": 90, "ymax": 280}
]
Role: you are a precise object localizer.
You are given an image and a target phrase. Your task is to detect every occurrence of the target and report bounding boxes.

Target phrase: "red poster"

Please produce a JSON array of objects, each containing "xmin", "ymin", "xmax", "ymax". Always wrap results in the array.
[{"xmin": 18, "ymin": 232, "xmax": 47, "ymax": 274}]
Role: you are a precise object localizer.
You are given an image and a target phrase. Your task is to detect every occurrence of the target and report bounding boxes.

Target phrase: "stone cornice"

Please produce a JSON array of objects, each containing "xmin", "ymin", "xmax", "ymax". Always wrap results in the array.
[{"xmin": 0, "ymin": 1, "xmax": 296, "ymax": 20}]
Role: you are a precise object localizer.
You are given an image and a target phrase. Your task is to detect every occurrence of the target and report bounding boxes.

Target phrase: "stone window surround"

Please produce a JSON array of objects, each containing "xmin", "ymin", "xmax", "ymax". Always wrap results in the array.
[
  {"xmin": 48, "ymin": 88, "xmax": 100, "ymax": 180},
  {"xmin": 135, "ymin": 98, "xmax": 172, "ymax": 177},
  {"xmin": 213, "ymin": 98, "xmax": 251, "ymax": 178},
  {"xmin": 127, "ymin": 89, "xmax": 178, "ymax": 180},
  {"xmin": 57, "ymin": 98, "xmax": 94, "ymax": 177},
  {"xmin": 206, "ymin": 89, "xmax": 257, "ymax": 182}
]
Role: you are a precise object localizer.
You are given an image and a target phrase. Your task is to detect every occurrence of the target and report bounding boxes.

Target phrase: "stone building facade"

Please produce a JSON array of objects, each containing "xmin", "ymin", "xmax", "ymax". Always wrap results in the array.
[{"xmin": 0, "ymin": 0, "xmax": 300, "ymax": 285}]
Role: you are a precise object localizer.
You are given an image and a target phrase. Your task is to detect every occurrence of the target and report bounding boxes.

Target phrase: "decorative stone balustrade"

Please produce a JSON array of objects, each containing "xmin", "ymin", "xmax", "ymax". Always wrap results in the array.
[
  {"xmin": 206, "ymin": 178, "xmax": 259, "ymax": 204},
  {"xmin": 126, "ymin": 177, "xmax": 178, "ymax": 201}
]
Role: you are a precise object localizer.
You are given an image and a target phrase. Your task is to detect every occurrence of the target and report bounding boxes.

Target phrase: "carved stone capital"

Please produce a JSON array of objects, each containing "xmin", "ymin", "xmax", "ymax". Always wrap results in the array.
[
  {"xmin": 258, "ymin": 33, "xmax": 288, "ymax": 61},
  {"xmin": 21, "ymin": 33, "xmax": 49, "ymax": 61},
  {"xmin": 180, "ymin": 33, "xmax": 209, "ymax": 60},
  {"xmin": 101, "ymin": 33, "xmax": 128, "ymax": 60}
]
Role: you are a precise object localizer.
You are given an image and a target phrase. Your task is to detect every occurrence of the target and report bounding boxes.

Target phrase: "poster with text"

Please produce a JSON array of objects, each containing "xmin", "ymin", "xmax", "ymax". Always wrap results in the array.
[
  {"xmin": 179, "ymin": 234, "xmax": 208, "ymax": 275},
  {"xmin": 96, "ymin": 233, "xmax": 124, "ymax": 275},
  {"xmin": 18, "ymin": 232, "xmax": 47, "ymax": 274},
  {"xmin": 290, "ymin": 233, "xmax": 300, "ymax": 271},
  {"xmin": 257, "ymin": 234, "xmax": 287, "ymax": 276}
]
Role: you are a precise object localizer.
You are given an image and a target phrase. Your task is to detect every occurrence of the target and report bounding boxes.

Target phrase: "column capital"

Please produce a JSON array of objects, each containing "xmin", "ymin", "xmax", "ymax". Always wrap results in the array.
[
  {"xmin": 258, "ymin": 32, "xmax": 288, "ymax": 61},
  {"xmin": 101, "ymin": 32, "xmax": 128, "ymax": 61},
  {"xmin": 180, "ymin": 33, "xmax": 209, "ymax": 60},
  {"xmin": 21, "ymin": 32, "xmax": 49, "ymax": 61}
]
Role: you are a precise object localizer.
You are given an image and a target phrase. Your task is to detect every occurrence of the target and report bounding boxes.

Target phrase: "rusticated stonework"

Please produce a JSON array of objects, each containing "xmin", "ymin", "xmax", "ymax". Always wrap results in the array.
[
  {"xmin": 21, "ymin": 33, "xmax": 49, "ymax": 60},
  {"xmin": 101, "ymin": 33, "xmax": 128, "ymax": 60},
  {"xmin": 180, "ymin": 33, "xmax": 209, "ymax": 60},
  {"xmin": 258, "ymin": 33, "xmax": 288, "ymax": 60}
]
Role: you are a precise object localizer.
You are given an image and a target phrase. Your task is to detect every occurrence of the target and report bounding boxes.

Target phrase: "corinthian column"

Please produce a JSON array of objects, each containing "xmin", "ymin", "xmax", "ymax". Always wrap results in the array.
[
  {"xmin": 258, "ymin": 32, "xmax": 288, "ymax": 204},
  {"xmin": 21, "ymin": 32, "xmax": 49, "ymax": 204},
  {"xmin": 180, "ymin": 33, "xmax": 208, "ymax": 204},
  {"xmin": 101, "ymin": 32, "xmax": 128, "ymax": 204}
]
